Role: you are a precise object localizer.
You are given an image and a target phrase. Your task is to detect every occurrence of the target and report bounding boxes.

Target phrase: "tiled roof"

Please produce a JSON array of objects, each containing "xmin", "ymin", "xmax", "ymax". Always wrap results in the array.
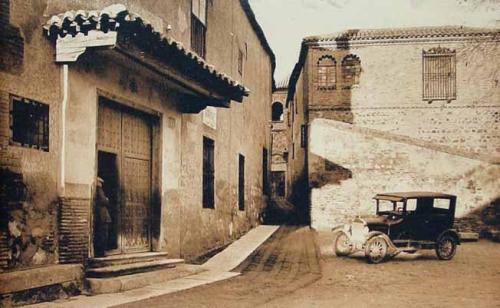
[
  {"xmin": 43, "ymin": 4, "xmax": 250, "ymax": 101},
  {"xmin": 275, "ymin": 76, "xmax": 290, "ymax": 89},
  {"xmin": 304, "ymin": 26, "xmax": 499, "ymax": 43}
]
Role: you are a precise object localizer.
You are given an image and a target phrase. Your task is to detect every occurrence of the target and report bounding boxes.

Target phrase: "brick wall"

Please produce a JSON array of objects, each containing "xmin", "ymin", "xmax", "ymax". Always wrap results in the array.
[
  {"xmin": 301, "ymin": 33, "xmax": 500, "ymax": 231},
  {"xmin": 309, "ymin": 118, "xmax": 500, "ymax": 232},
  {"xmin": 307, "ymin": 38, "xmax": 500, "ymax": 156}
]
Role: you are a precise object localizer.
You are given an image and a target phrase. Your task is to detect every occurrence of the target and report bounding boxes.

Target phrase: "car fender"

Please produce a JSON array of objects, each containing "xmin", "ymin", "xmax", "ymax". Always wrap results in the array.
[
  {"xmin": 438, "ymin": 229, "xmax": 461, "ymax": 245},
  {"xmin": 366, "ymin": 231, "xmax": 399, "ymax": 254},
  {"xmin": 331, "ymin": 225, "xmax": 344, "ymax": 235}
]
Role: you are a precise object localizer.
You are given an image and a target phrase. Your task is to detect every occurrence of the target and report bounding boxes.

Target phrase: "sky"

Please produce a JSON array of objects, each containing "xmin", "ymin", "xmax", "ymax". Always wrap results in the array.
[{"xmin": 248, "ymin": 0, "xmax": 499, "ymax": 82}]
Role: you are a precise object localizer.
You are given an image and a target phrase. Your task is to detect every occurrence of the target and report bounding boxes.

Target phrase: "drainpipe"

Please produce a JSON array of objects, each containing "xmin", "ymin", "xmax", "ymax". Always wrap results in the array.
[{"xmin": 59, "ymin": 64, "xmax": 68, "ymax": 197}]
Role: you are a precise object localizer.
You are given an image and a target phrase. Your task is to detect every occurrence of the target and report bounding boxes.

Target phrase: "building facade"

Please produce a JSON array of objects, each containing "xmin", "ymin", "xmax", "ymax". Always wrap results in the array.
[
  {"xmin": 269, "ymin": 78, "xmax": 308, "ymax": 223},
  {"xmin": 287, "ymin": 26, "xmax": 500, "ymax": 231},
  {"xmin": 0, "ymin": 0, "xmax": 274, "ymax": 300},
  {"xmin": 270, "ymin": 84, "xmax": 288, "ymax": 198}
]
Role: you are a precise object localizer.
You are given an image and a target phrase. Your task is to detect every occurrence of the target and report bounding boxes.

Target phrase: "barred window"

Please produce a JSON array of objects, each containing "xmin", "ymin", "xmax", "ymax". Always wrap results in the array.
[
  {"xmin": 423, "ymin": 47, "xmax": 456, "ymax": 102},
  {"xmin": 300, "ymin": 124, "xmax": 307, "ymax": 148},
  {"xmin": 316, "ymin": 56, "xmax": 336, "ymax": 90},
  {"xmin": 10, "ymin": 96, "xmax": 49, "ymax": 151},
  {"xmin": 341, "ymin": 54, "xmax": 361, "ymax": 88},
  {"xmin": 191, "ymin": 0, "xmax": 207, "ymax": 58}
]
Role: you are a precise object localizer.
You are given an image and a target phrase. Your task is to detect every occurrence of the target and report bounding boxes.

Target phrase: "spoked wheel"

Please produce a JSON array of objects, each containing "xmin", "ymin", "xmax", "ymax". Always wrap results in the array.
[
  {"xmin": 335, "ymin": 232, "xmax": 353, "ymax": 256},
  {"xmin": 435, "ymin": 235, "xmax": 457, "ymax": 260},
  {"xmin": 365, "ymin": 236, "xmax": 388, "ymax": 264}
]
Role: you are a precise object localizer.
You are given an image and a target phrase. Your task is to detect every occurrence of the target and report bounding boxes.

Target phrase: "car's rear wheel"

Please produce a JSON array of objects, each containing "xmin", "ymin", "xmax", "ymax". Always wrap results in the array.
[
  {"xmin": 365, "ymin": 236, "xmax": 388, "ymax": 264},
  {"xmin": 335, "ymin": 232, "xmax": 353, "ymax": 256},
  {"xmin": 435, "ymin": 235, "xmax": 457, "ymax": 260}
]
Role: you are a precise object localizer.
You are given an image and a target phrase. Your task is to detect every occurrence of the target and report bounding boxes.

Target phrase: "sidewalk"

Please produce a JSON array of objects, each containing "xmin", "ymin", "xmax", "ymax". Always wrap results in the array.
[{"xmin": 29, "ymin": 225, "xmax": 279, "ymax": 308}]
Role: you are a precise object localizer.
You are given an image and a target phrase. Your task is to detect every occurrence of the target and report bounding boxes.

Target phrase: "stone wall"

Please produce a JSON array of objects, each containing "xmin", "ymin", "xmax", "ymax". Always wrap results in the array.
[
  {"xmin": 0, "ymin": 0, "xmax": 60, "ymax": 270},
  {"xmin": 309, "ymin": 118, "xmax": 500, "ymax": 232}
]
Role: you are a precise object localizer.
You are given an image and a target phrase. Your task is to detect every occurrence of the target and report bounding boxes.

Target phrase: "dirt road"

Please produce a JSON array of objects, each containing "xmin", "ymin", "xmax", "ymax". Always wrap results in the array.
[
  {"xmin": 118, "ymin": 227, "xmax": 500, "ymax": 308},
  {"xmin": 266, "ymin": 237, "xmax": 500, "ymax": 308}
]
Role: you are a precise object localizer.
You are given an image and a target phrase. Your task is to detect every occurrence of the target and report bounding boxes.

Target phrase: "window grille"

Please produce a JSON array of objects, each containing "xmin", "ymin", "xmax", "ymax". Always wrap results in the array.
[
  {"xmin": 203, "ymin": 136, "xmax": 215, "ymax": 208},
  {"xmin": 316, "ymin": 56, "xmax": 336, "ymax": 90},
  {"xmin": 191, "ymin": 0, "xmax": 207, "ymax": 58},
  {"xmin": 10, "ymin": 96, "xmax": 49, "ymax": 151},
  {"xmin": 300, "ymin": 125, "xmax": 307, "ymax": 148},
  {"xmin": 423, "ymin": 47, "xmax": 456, "ymax": 102},
  {"xmin": 341, "ymin": 54, "xmax": 361, "ymax": 88}
]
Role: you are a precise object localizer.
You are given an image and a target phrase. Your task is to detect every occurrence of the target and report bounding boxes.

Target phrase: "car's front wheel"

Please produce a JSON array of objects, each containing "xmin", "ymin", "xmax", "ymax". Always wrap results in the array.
[
  {"xmin": 435, "ymin": 235, "xmax": 457, "ymax": 260},
  {"xmin": 365, "ymin": 236, "xmax": 388, "ymax": 264},
  {"xmin": 335, "ymin": 232, "xmax": 353, "ymax": 256}
]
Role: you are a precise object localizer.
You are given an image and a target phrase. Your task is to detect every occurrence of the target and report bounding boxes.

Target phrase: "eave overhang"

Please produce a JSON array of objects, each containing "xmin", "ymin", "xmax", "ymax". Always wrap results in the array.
[{"xmin": 43, "ymin": 4, "xmax": 250, "ymax": 112}]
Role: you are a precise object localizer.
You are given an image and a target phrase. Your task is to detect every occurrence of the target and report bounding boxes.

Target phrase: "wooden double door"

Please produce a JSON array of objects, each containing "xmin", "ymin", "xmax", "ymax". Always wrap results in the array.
[{"xmin": 96, "ymin": 98, "xmax": 153, "ymax": 254}]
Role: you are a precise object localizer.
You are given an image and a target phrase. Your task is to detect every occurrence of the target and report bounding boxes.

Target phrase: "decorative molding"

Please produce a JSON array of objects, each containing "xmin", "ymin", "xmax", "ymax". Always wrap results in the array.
[
  {"xmin": 317, "ymin": 55, "xmax": 336, "ymax": 64},
  {"xmin": 341, "ymin": 54, "xmax": 360, "ymax": 63},
  {"xmin": 308, "ymin": 104, "xmax": 500, "ymax": 111},
  {"xmin": 423, "ymin": 46, "xmax": 456, "ymax": 55},
  {"xmin": 313, "ymin": 35, "xmax": 499, "ymax": 48}
]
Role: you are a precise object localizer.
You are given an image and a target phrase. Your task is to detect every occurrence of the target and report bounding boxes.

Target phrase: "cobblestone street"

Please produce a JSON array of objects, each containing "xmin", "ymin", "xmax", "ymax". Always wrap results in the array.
[
  {"xmin": 117, "ymin": 226, "xmax": 322, "ymax": 308},
  {"xmin": 117, "ymin": 228, "xmax": 500, "ymax": 308}
]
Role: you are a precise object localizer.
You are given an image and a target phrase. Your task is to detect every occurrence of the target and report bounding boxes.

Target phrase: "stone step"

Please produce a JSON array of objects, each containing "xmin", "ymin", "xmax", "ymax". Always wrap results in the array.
[
  {"xmin": 86, "ymin": 264, "xmax": 204, "ymax": 295},
  {"xmin": 86, "ymin": 258, "xmax": 184, "ymax": 278},
  {"xmin": 0, "ymin": 264, "xmax": 83, "ymax": 307},
  {"xmin": 89, "ymin": 252, "xmax": 169, "ymax": 268}
]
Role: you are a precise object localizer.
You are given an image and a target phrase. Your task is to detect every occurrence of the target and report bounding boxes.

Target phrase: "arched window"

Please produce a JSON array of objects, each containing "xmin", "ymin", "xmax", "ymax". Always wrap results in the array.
[
  {"xmin": 341, "ymin": 54, "xmax": 361, "ymax": 88},
  {"xmin": 271, "ymin": 102, "xmax": 284, "ymax": 121},
  {"xmin": 316, "ymin": 56, "xmax": 336, "ymax": 90}
]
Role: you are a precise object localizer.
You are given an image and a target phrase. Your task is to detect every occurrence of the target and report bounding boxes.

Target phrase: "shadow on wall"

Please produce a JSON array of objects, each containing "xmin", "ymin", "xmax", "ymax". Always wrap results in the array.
[
  {"xmin": 310, "ymin": 157, "xmax": 352, "ymax": 189},
  {"xmin": 456, "ymin": 196, "xmax": 500, "ymax": 236}
]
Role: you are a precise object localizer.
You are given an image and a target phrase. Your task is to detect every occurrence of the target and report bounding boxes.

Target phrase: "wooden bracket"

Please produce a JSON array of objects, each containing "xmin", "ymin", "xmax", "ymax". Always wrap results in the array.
[{"xmin": 56, "ymin": 30, "xmax": 118, "ymax": 63}]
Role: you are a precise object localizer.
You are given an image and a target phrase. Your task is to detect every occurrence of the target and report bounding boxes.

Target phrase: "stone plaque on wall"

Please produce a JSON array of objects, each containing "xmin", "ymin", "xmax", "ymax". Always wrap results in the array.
[{"xmin": 202, "ymin": 106, "xmax": 217, "ymax": 129}]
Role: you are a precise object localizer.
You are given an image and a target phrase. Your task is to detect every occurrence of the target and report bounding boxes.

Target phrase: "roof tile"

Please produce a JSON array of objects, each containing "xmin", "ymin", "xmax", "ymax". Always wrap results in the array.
[
  {"xmin": 304, "ymin": 26, "xmax": 499, "ymax": 43},
  {"xmin": 44, "ymin": 4, "xmax": 250, "ymax": 99}
]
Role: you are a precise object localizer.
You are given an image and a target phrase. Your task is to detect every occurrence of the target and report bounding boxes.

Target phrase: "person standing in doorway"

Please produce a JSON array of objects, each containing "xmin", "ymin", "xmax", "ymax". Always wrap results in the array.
[{"xmin": 94, "ymin": 177, "xmax": 112, "ymax": 257}]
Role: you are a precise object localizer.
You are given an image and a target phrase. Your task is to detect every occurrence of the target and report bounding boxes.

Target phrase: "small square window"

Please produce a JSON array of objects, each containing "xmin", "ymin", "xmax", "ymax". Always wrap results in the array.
[{"xmin": 10, "ymin": 96, "xmax": 49, "ymax": 151}]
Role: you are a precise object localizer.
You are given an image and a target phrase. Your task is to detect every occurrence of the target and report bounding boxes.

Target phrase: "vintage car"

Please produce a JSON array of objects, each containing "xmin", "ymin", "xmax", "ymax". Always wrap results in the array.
[{"xmin": 333, "ymin": 192, "xmax": 461, "ymax": 263}]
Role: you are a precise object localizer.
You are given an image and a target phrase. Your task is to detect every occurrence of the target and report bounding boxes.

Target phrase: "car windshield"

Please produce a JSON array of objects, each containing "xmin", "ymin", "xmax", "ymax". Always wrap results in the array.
[{"xmin": 376, "ymin": 200, "xmax": 405, "ymax": 215}]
